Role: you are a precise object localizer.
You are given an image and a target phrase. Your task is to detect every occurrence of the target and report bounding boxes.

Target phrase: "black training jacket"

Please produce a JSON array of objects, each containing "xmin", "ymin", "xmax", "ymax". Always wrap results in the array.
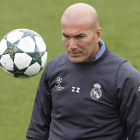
[{"xmin": 26, "ymin": 45, "xmax": 140, "ymax": 140}]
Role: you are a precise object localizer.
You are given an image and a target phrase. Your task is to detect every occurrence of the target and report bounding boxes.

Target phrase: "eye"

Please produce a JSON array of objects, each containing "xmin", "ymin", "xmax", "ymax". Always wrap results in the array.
[
  {"xmin": 76, "ymin": 35, "xmax": 85, "ymax": 39},
  {"xmin": 63, "ymin": 34, "xmax": 69, "ymax": 38}
]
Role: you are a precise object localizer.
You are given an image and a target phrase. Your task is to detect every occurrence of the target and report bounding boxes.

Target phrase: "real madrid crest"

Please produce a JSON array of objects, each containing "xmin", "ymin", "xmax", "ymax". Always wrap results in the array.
[{"xmin": 90, "ymin": 83, "xmax": 102, "ymax": 100}]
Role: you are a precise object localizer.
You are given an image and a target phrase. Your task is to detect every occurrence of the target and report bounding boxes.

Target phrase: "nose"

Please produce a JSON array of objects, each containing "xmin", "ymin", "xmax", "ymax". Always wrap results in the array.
[{"xmin": 69, "ymin": 38, "xmax": 77, "ymax": 49}]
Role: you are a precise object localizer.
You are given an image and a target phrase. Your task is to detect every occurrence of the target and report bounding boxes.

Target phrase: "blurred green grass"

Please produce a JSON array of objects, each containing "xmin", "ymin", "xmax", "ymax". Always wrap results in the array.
[{"xmin": 0, "ymin": 0, "xmax": 140, "ymax": 139}]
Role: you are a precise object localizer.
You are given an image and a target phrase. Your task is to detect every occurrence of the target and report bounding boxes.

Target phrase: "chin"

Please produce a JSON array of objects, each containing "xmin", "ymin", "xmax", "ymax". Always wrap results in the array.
[{"xmin": 69, "ymin": 56, "xmax": 84, "ymax": 63}]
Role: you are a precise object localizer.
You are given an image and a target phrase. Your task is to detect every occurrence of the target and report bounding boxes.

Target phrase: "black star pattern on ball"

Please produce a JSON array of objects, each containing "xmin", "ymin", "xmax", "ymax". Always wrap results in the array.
[
  {"xmin": 8, "ymin": 64, "xmax": 28, "ymax": 78},
  {"xmin": 20, "ymin": 30, "xmax": 40, "ymax": 42},
  {"xmin": 34, "ymin": 44, "xmax": 39, "ymax": 52},
  {"xmin": 3, "ymin": 40, "xmax": 24, "ymax": 61},
  {"xmin": 27, "ymin": 51, "xmax": 45, "ymax": 66},
  {"xmin": 0, "ymin": 60, "xmax": 2, "ymax": 67}
]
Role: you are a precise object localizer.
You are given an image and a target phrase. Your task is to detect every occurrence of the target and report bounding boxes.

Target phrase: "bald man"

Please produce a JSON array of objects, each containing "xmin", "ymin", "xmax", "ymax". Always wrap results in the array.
[
  {"xmin": 26, "ymin": 3, "xmax": 140, "ymax": 140},
  {"xmin": 61, "ymin": 3, "xmax": 101, "ymax": 63}
]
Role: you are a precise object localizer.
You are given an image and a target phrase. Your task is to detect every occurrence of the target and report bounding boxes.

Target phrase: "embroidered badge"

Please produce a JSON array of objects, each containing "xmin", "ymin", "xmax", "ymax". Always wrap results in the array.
[
  {"xmin": 90, "ymin": 83, "xmax": 102, "ymax": 100},
  {"xmin": 138, "ymin": 86, "xmax": 140, "ymax": 91},
  {"xmin": 55, "ymin": 77, "xmax": 64, "ymax": 91}
]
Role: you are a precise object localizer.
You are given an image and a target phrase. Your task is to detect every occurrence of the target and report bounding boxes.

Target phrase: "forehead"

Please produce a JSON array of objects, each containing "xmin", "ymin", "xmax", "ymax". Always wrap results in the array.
[{"xmin": 61, "ymin": 18, "xmax": 94, "ymax": 36}]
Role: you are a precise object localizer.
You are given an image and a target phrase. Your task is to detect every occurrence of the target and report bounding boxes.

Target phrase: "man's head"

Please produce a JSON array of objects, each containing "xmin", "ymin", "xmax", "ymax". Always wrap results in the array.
[{"xmin": 61, "ymin": 3, "xmax": 101, "ymax": 63}]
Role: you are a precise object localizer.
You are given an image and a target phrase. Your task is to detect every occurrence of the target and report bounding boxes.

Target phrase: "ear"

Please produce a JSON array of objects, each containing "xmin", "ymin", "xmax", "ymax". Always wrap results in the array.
[{"xmin": 95, "ymin": 27, "xmax": 101, "ymax": 43}]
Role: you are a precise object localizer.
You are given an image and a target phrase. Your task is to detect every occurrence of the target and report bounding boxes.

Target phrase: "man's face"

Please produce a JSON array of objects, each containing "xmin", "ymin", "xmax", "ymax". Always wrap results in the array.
[{"xmin": 61, "ymin": 19, "xmax": 101, "ymax": 63}]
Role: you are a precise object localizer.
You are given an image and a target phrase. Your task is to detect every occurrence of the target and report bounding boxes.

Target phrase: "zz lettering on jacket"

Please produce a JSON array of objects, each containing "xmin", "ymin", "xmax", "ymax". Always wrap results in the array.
[{"xmin": 72, "ymin": 87, "xmax": 80, "ymax": 93}]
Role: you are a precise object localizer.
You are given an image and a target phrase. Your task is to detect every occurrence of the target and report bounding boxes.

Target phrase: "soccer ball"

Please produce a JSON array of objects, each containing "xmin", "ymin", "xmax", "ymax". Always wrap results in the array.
[{"xmin": 0, "ymin": 29, "xmax": 47, "ymax": 78}]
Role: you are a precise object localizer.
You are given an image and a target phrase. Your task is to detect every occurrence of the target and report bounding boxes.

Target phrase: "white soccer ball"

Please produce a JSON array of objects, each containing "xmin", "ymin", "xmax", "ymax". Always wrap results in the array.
[{"xmin": 0, "ymin": 29, "xmax": 47, "ymax": 78}]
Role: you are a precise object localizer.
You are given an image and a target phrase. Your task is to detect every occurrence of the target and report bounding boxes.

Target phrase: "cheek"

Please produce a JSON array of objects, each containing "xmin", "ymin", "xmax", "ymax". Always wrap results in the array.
[
  {"xmin": 62, "ymin": 37, "xmax": 66, "ymax": 44},
  {"xmin": 83, "ymin": 40, "xmax": 95, "ymax": 54},
  {"xmin": 62, "ymin": 38, "xmax": 68, "ymax": 48},
  {"xmin": 62, "ymin": 37, "xmax": 70, "ymax": 45},
  {"xmin": 81, "ymin": 39, "xmax": 92, "ymax": 48}
]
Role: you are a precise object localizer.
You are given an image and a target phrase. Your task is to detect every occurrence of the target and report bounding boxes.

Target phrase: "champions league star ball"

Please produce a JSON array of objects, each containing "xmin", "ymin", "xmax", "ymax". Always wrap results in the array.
[{"xmin": 0, "ymin": 29, "xmax": 47, "ymax": 78}]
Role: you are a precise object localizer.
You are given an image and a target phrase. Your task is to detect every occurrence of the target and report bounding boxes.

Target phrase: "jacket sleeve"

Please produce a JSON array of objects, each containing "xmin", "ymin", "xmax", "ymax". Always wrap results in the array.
[
  {"xmin": 116, "ymin": 62, "xmax": 140, "ymax": 140},
  {"xmin": 26, "ymin": 65, "xmax": 52, "ymax": 140}
]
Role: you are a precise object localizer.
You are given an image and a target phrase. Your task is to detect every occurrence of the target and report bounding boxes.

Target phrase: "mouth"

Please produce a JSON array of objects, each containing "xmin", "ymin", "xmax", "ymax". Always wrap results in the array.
[{"xmin": 69, "ymin": 52, "xmax": 80, "ymax": 57}]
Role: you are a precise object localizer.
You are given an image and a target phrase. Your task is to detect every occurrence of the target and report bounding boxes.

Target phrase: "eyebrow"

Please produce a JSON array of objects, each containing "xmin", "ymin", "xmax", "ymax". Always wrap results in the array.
[{"xmin": 62, "ymin": 33, "xmax": 86, "ymax": 37}]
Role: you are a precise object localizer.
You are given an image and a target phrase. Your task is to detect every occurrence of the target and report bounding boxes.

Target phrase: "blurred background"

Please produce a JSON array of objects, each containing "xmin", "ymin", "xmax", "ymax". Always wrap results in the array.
[{"xmin": 0, "ymin": 0, "xmax": 140, "ymax": 139}]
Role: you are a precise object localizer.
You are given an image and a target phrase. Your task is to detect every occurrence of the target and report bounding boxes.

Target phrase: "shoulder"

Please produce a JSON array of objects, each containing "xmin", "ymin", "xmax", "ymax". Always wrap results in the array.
[
  {"xmin": 107, "ymin": 50, "xmax": 126, "ymax": 63},
  {"xmin": 99, "ymin": 47, "xmax": 126, "ymax": 67},
  {"xmin": 117, "ymin": 62, "xmax": 140, "ymax": 80},
  {"xmin": 116, "ymin": 61, "xmax": 140, "ymax": 88},
  {"xmin": 44, "ymin": 52, "xmax": 70, "ymax": 73}
]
